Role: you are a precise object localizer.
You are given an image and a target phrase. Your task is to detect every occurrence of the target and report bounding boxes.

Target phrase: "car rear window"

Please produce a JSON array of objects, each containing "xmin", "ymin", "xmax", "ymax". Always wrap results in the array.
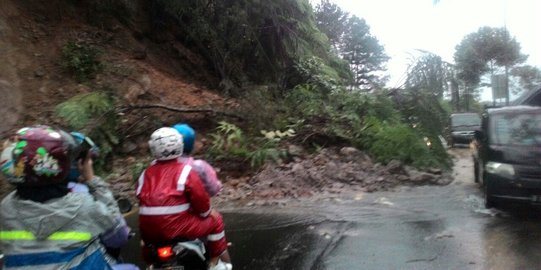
[
  {"xmin": 451, "ymin": 114, "xmax": 480, "ymax": 127},
  {"xmin": 490, "ymin": 112, "xmax": 541, "ymax": 146}
]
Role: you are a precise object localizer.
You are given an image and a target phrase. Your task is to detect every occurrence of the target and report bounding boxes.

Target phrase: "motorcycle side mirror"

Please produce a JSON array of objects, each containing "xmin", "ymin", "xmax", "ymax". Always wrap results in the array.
[{"xmin": 117, "ymin": 198, "xmax": 132, "ymax": 214}]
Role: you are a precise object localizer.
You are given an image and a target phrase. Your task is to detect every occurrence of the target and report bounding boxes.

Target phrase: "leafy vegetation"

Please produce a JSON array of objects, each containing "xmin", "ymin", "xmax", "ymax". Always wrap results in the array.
[
  {"xmin": 150, "ymin": 0, "xmax": 338, "ymax": 94},
  {"xmin": 510, "ymin": 65, "xmax": 541, "ymax": 94},
  {"xmin": 454, "ymin": 26, "xmax": 527, "ymax": 107},
  {"xmin": 361, "ymin": 119, "xmax": 440, "ymax": 168},
  {"xmin": 56, "ymin": 92, "xmax": 112, "ymax": 130},
  {"xmin": 208, "ymin": 121, "xmax": 247, "ymax": 159},
  {"xmin": 315, "ymin": 0, "xmax": 389, "ymax": 89},
  {"xmin": 401, "ymin": 53, "xmax": 452, "ymax": 136},
  {"xmin": 207, "ymin": 122, "xmax": 289, "ymax": 168},
  {"xmin": 61, "ymin": 41, "xmax": 102, "ymax": 82},
  {"xmin": 286, "ymin": 56, "xmax": 344, "ymax": 94},
  {"xmin": 281, "ymin": 84, "xmax": 451, "ymax": 168},
  {"xmin": 55, "ymin": 91, "xmax": 118, "ymax": 171}
]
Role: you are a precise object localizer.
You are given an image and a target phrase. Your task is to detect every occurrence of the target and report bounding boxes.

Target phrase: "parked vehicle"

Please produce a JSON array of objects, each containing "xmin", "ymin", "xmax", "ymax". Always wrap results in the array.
[
  {"xmin": 449, "ymin": 112, "xmax": 481, "ymax": 147},
  {"xmin": 472, "ymin": 105, "xmax": 541, "ymax": 208},
  {"xmin": 512, "ymin": 87, "xmax": 541, "ymax": 106}
]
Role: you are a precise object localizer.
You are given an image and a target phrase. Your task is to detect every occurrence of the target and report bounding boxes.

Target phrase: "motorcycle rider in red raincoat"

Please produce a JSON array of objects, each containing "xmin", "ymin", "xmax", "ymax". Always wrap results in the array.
[{"xmin": 137, "ymin": 127, "xmax": 232, "ymax": 270}]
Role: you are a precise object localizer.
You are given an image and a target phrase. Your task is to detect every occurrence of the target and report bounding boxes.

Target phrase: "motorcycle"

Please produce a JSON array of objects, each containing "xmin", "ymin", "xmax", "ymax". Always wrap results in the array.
[{"xmin": 144, "ymin": 238, "xmax": 208, "ymax": 270}]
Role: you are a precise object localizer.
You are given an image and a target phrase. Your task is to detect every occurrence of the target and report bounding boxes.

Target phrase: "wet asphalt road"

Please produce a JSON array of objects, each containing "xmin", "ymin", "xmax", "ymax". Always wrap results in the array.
[{"xmin": 123, "ymin": 148, "xmax": 541, "ymax": 269}]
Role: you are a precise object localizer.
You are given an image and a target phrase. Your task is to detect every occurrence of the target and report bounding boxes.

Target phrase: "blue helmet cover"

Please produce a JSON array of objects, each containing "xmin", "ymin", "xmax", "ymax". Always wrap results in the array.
[
  {"xmin": 67, "ymin": 131, "xmax": 99, "ymax": 182},
  {"xmin": 172, "ymin": 123, "xmax": 195, "ymax": 154}
]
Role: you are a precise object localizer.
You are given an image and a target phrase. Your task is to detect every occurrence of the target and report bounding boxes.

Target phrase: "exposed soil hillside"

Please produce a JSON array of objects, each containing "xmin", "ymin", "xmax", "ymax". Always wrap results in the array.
[
  {"xmin": 0, "ymin": 0, "xmax": 230, "ymax": 134},
  {"xmin": 0, "ymin": 0, "xmax": 234, "ymax": 200}
]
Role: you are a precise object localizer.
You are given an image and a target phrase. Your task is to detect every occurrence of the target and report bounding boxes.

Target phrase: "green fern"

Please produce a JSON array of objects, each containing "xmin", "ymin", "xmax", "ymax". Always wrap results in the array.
[
  {"xmin": 56, "ymin": 91, "xmax": 117, "ymax": 172},
  {"xmin": 208, "ymin": 121, "xmax": 288, "ymax": 168},
  {"xmin": 247, "ymin": 141, "xmax": 287, "ymax": 168},
  {"xmin": 208, "ymin": 121, "xmax": 246, "ymax": 157},
  {"xmin": 56, "ymin": 92, "xmax": 112, "ymax": 130}
]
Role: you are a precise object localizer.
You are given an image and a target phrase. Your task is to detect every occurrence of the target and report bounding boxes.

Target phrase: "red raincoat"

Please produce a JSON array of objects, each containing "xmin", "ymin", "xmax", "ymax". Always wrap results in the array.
[{"xmin": 137, "ymin": 159, "xmax": 227, "ymax": 257}]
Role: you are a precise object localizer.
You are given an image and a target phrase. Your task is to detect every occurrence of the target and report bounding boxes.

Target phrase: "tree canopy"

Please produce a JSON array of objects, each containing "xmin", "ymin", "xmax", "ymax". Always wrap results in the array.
[
  {"xmin": 453, "ymin": 26, "xmax": 527, "ymax": 106},
  {"xmin": 314, "ymin": 0, "xmax": 388, "ymax": 90},
  {"xmin": 313, "ymin": 0, "xmax": 348, "ymax": 51},
  {"xmin": 151, "ymin": 0, "xmax": 338, "ymax": 94},
  {"xmin": 405, "ymin": 52, "xmax": 454, "ymax": 99},
  {"xmin": 510, "ymin": 65, "xmax": 541, "ymax": 94}
]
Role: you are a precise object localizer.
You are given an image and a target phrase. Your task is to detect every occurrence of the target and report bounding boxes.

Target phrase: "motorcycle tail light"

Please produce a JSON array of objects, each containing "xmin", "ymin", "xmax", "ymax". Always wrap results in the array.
[{"xmin": 157, "ymin": 246, "xmax": 174, "ymax": 261}]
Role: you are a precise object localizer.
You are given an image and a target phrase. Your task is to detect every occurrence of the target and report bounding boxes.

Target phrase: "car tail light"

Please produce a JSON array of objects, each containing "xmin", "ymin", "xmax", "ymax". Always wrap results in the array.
[{"xmin": 157, "ymin": 246, "xmax": 174, "ymax": 261}]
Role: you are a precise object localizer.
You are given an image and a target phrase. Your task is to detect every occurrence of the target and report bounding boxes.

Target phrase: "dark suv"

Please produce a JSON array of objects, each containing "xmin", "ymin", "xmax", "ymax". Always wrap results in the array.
[
  {"xmin": 449, "ymin": 113, "xmax": 481, "ymax": 147},
  {"xmin": 473, "ymin": 105, "xmax": 541, "ymax": 208}
]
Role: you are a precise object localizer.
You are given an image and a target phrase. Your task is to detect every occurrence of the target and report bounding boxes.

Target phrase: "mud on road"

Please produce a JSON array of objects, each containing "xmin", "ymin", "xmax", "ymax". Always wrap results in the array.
[{"xmin": 448, "ymin": 146, "xmax": 475, "ymax": 184}]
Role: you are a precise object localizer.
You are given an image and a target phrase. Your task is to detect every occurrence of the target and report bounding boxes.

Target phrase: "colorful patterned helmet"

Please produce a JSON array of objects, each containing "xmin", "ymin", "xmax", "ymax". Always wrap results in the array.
[
  {"xmin": 10, "ymin": 125, "xmax": 75, "ymax": 187},
  {"xmin": 149, "ymin": 127, "xmax": 184, "ymax": 161},
  {"xmin": 172, "ymin": 123, "xmax": 195, "ymax": 154},
  {"xmin": 0, "ymin": 141, "xmax": 23, "ymax": 184}
]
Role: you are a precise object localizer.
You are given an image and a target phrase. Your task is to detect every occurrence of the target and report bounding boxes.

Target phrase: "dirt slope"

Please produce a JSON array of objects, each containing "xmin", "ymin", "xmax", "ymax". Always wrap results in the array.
[
  {"xmin": 0, "ymin": 0, "xmax": 230, "ymax": 135},
  {"xmin": 0, "ymin": 1, "xmax": 23, "ymax": 136},
  {"xmin": 0, "ymin": 0, "xmax": 235, "ymax": 199}
]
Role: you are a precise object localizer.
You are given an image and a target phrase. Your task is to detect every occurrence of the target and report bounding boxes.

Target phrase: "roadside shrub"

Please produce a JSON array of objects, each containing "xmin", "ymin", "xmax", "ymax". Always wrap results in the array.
[
  {"xmin": 285, "ymin": 84, "xmax": 326, "ymax": 117},
  {"xmin": 248, "ymin": 129, "xmax": 294, "ymax": 168},
  {"xmin": 61, "ymin": 41, "xmax": 102, "ymax": 82},
  {"xmin": 281, "ymin": 85, "xmax": 449, "ymax": 168},
  {"xmin": 246, "ymin": 138, "xmax": 287, "ymax": 168},
  {"xmin": 237, "ymin": 78, "xmax": 449, "ymax": 169},
  {"xmin": 361, "ymin": 118, "xmax": 440, "ymax": 168},
  {"xmin": 330, "ymin": 90, "xmax": 401, "ymax": 141},
  {"xmin": 283, "ymin": 85, "xmax": 401, "ymax": 146},
  {"xmin": 286, "ymin": 56, "xmax": 342, "ymax": 94},
  {"xmin": 235, "ymin": 86, "xmax": 290, "ymax": 133},
  {"xmin": 393, "ymin": 88, "xmax": 452, "ymax": 168},
  {"xmin": 207, "ymin": 121, "xmax": 289, "ymax": 168},
  {"xmin": 208, "ymin": 121, "xmax": 249, "ymax": 160}
]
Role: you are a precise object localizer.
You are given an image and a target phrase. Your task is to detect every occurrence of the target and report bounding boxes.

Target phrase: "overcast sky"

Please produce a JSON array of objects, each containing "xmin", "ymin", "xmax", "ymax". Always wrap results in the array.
[{"xmin": 328, "ymin": 0, "xmax": 540, "ymax": 100}]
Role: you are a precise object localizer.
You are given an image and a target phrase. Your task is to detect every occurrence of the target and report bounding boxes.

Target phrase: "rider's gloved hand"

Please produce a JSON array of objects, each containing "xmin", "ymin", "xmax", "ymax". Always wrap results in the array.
[{"xmin": 77, "ymin": 152, "xmax": 95, "ymax": 182}]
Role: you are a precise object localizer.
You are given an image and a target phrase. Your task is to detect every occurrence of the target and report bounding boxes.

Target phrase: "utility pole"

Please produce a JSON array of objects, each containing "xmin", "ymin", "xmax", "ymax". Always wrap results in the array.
[
  {"xmin": 503, "ymin": 0, "xmax": 510, "ymax": 105},
  {"xmin": 505, "ymin": 65, "xmax": 509, "ymax": 105}
]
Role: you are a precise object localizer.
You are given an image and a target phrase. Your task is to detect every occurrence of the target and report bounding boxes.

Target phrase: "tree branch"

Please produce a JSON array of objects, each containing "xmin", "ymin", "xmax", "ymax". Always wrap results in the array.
[{"xmin": 120, "ymin": 104, "xmax": 243, "ymax": 120}]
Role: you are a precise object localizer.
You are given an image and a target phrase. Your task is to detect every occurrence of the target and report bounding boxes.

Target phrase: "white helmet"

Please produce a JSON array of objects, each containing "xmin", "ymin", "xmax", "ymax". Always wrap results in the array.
[{"xmin": 149, "ymin": 127, "xmax": 184, "ymax": 161}]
